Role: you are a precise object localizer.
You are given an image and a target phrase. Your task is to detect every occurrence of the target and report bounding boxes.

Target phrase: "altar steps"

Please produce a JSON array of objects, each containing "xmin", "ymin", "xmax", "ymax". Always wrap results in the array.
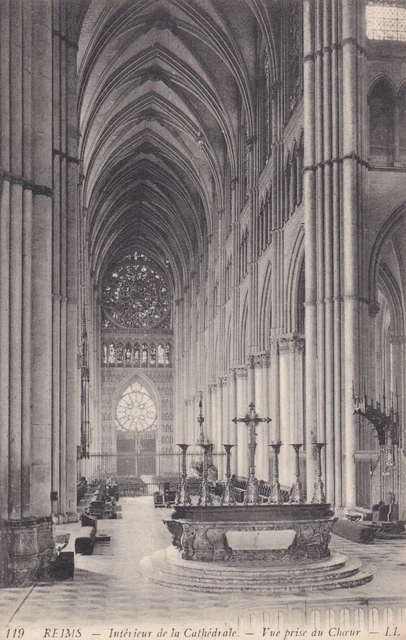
[{"xmin": 140, "ymin": 547, "xmax": 375, "ymax": 594}]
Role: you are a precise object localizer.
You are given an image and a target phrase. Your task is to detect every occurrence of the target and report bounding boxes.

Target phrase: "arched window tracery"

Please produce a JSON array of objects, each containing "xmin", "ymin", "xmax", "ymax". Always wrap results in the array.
[
  {"xmin": 398, "ymin": 84, "xmax": 406, "ymax": 160},
  {"xmin": 116, "ymin": 380, "xmax": 157, "ymax": 432},
  {"xmin": 125, "ymin": 343, "xmax": 132, "ymax": 365},
  {"xmin": 102, "ymin": 343, "xmax": 108, "ymax": 366},
  {"xmin": 116, "ymin": 343, "xmax": 124, "ymax": 366},
  {"xmin": 369, "ymin": 78, "xmax": 395, "ymax": 165},
  {"xmin": 157, "ymin": 343, "xmax": 165, "ymax": 367},
  {"xmin": 108, "ymin": 342, "xmax": 116, "ymax": 366},
  {"xmin": 141, "ymin": 343, "xmax": 149, "ymax": 367},
  {"xmin": 149, "ymin": 343, "xmax": 156, "ymax": 367},
  {"xmin": 101, "ymin": 252, "xmax": 171, "ymax": 329},
  {"xmin": 165, "ymin": 343, "xmax": 171, "ymax": 367},
  {"xmin": 262, "ymin": 52, "xmax": 272, "ymax": 167}
]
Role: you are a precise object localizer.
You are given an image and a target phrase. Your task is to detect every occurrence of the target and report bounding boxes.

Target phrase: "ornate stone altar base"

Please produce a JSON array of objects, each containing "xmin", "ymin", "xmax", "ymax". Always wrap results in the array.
[
  {"xmin": 140, "ymin": 504, "xmax": 375, "ymax": 594},
  {"xmin": 163, "ymin": 503, "xmax": 337, "ymax": 561}
]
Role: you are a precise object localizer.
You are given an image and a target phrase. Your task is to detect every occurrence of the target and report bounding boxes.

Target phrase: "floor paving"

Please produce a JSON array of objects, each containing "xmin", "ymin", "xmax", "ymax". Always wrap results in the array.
[{"xmin": 0, "ymin": 497, "xmax": 405, "ymax": 639}]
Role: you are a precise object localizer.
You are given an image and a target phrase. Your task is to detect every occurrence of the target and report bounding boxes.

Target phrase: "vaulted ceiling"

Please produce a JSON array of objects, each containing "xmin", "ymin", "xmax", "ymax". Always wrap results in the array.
[{"xmin": 77, "ymin": 0, "xmax": 278, "ymax": 295}]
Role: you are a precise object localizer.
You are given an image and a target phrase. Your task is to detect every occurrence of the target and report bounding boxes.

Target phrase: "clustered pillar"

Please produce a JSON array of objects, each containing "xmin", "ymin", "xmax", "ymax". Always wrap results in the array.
[{"xmin": 0, "ymin": 0, "xmax": 81, "ymax": 587}]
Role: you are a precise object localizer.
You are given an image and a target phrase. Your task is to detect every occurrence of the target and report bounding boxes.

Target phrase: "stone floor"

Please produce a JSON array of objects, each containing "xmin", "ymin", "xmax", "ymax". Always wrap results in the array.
[{"xmin": 1, "ymin": 497, "xmax": 405, "ymax": 639}]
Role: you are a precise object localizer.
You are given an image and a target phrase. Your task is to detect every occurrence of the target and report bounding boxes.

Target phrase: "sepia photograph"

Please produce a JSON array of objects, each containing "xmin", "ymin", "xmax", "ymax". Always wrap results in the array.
[{"xmin": 0, "ymin": 1, "xmax": 406, "ymax": 639}]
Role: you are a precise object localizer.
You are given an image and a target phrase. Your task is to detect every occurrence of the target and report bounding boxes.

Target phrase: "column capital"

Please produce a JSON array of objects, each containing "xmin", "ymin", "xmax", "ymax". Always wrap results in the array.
[
  {"xmin": 253, "ymin": 351, "xmax": 270, "ymax": 368},
  {"xmin": 369, "ymin": 300, "xmax": 380, "ymax": 318},
  {"xmin": 233, "ymin": 365, "xmax": 248, "ymax": 379},
  {"xmin": 278, "ymin": 333, "xmax": 305, "ymax": 354},
  {"xmin": 219, "ymin": 374, "xmax": 228, "ymax": 387}
]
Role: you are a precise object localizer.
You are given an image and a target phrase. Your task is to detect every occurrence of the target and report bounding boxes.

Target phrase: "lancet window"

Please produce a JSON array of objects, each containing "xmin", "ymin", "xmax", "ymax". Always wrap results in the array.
[
  {"xmin": 225, "ymin": 256, "xmax": 232, "ymax": 301},
  {"xmin": 287, "ymin": 0, "xmax": 302, "ymax": 114},
  {"xmin": 239, "ymin": 227, "xmax": 249, "ymax": 281},
  {"xmin": 369, "ymin": 78, "xmax": 406, "ymax": 166},
  {"xmin": 101, "ymin": 339, "xmax": 172, "ymax": 368},
  {"xmin": 157, "ymin": 343, "xmax": 165, "ymax": 366},
  {"xmin": 213, "ymin": 281, "xmax": 219, "ymax": 317},
  {"xmin": 262, "ymin": 53, "xmax": 272, "ymax": 167},
  {"xmin": 283, "ymin": 136, "xmax": 304, "ymax": 223},
  {"xmin": 369, "ymin": 78, "xmax": 396, "ymax": 165}
]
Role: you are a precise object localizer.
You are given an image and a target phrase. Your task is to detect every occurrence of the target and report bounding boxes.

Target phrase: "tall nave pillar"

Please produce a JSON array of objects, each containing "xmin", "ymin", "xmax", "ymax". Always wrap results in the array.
[
  {"xmin": 303, "ymin": 0, "xmax": 367, "ymax": 508},
  {"xmin": 0, "ymin": 0, "xmax": 80, "ymax": 586}
]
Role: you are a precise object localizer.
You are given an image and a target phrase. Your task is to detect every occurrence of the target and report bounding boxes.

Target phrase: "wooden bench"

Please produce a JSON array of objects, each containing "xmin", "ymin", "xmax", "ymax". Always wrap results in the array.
[
  {"xmin": 75, "ymin": 526, "xmax": 96, "ymax": 554},
  {"xmin": 53, "ymin": 534, "xmax": 75, "ymax": 580},
  {"xmin": 333, "ymin": 518, "xmax": 375, "ymax": 544}
]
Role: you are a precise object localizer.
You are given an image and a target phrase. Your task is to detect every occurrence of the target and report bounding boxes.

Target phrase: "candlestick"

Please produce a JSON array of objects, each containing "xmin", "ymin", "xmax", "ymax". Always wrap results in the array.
[
  {"xmin": 289, "ymin": 443, "xmax": 305, "ymax": 503},
  {"xmin": 268, "ymin": 442, "xmax": 282, "ymax": 504},
  {"xmin": 311, "ymin": 443, "xmax": 326, "ymax": 504},
  {"xmin": 198, "ymin": 443, "xmax": 214, "ymax": 506},
  {"xmin": 175, "ymin": 444, "xmax": 192, "ymax": 506},
  {"xmin": 221, "ymin": 444, "xmax": 236, "ymax": 506}
]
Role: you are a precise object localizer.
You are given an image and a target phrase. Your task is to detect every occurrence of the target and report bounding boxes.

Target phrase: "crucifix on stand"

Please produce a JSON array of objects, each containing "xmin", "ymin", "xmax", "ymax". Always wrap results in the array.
[
  {"xmin": 197, "ymin": 396, "xmax": 205, "ymax": 445},
  {"xmin": 232, "ymin": 402, "xmax": 272, "ymax": 504}
]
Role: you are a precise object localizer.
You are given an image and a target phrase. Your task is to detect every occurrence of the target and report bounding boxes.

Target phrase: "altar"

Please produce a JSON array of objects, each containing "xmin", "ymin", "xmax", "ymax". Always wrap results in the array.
[
  {"xmin": 140, "ymin": 404, "xmax": 375, "ymax": 594},
  {"xmin": 164, "ymin": 503, "xmax": 336, "ymax": 562}
]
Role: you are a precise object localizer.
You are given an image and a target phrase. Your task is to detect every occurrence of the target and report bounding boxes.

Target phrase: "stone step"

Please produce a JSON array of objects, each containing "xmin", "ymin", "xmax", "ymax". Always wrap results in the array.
[
  {"xmin": 166, "ymin": 546, "xmax": 350, "ymax": 576},
  {"xmin": 140, "ymin": 548, "xmax": 375, "ymax": 595},
  {"xmin": 146, "ymin": 548, "xmax": 363, "ymax": 584}
]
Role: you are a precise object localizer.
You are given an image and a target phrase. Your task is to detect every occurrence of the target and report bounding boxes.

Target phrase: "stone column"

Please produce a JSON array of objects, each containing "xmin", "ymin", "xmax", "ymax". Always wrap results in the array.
[
  {"xmin": 342, "ymin": 0, "xmax": 367, "ymax": 508},
  {"xmin": 303, "ymin": 0, "xmax": 318, "ymax": 498},
  {"xmin": 228, "ymin": 368, "xmax": 238, "ymax": 475},
  {"xmin": 254, "ymin": 353, "xmax": 270, "ymax": 481},
  {"xmin": 234, "ymin": 366, "xmax": 248, "ymax": 477},
  {"xmin": 278, "ymin": 335, "xmax": 305, "ymax": 488}
]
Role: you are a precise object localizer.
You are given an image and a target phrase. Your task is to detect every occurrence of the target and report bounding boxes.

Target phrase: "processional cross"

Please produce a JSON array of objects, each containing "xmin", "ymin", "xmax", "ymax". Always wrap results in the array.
[{"xmin": 232, "ymin": 402, "xmax": 272, "ymax": 504}]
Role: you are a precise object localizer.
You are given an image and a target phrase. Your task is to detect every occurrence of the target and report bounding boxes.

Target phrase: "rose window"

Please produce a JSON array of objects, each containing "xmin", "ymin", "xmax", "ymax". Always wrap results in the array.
[
  {"xmin": 102, "ymin": 252, "xmax": 170, "ymax": 328},
  {"xmin": 116, "ymin": 381, "xmax": 157, "ymax": 432}
]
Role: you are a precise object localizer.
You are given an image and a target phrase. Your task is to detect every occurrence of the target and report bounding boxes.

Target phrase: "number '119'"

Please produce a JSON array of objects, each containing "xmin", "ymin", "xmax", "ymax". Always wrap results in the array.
[{"xmin": 7, "ymin": 629, "xmax": 24, "ymax": 638}]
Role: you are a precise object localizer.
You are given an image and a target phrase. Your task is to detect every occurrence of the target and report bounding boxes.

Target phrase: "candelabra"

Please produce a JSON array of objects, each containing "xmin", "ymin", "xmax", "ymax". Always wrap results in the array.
[
  {"xmin": 221, "ymin": 444, "xmax": 236, "ymax": 506},
  {"xmin": 175, "ymin": 444, "xmax": 192, "ymax": 506},
  {"xmin": 312, "ymin": 443, "xmax": 326, "ymax": 504},
  {"xmin": 268, "ymin": 442, "xmax": 282, "ymax": 504},
  {"xmin": 198, "ymin": 443, "xmax": 214, "ymax": 506},
  {"xmin": 289, "ymin": 444, "xmax": 305, "ymax": 503}
]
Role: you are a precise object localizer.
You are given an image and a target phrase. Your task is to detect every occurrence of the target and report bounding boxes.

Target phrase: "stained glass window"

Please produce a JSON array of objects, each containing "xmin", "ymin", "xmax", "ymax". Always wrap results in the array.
[
  {"xmin": 263, "ymin": 54, "xmax": 271, "ymax": 164},
  {"xmin": 287, "ymin": 0, "xmax": 302, "ymax": 114},
  {"xmin": 102, "ymin": 252, "xmax": 171, "ymax": 329},
  {"xmin": 116, "ymin": 381, "xmax": 157, "ymax": 432},
  {"xmin": 367, "ymin": 2, "xmax": 406, "ymax": 41},
  {"xmin": 141, "ymin": 343, "xmax": 149, "ymax": 366},
  {"xmin": 157, "ymin": 343, "xmax": 165, "ymax": 366}
]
